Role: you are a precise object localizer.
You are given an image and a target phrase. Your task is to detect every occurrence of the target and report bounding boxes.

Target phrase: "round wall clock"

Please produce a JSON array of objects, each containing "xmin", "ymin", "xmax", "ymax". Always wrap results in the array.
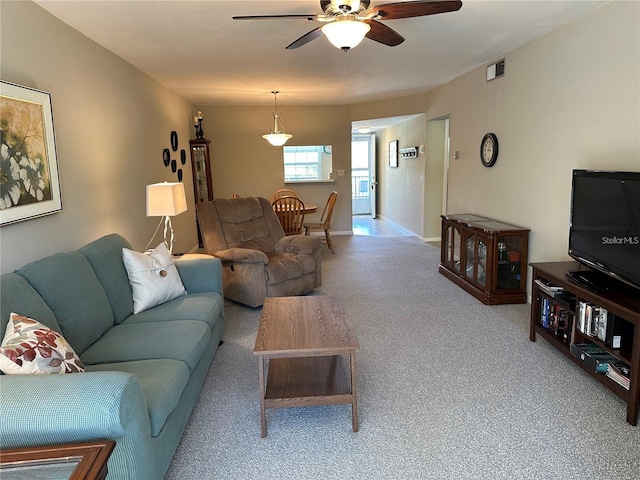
[{"xmin": 480, "ymin": 133, "xmax": 499, "ymax": 167}]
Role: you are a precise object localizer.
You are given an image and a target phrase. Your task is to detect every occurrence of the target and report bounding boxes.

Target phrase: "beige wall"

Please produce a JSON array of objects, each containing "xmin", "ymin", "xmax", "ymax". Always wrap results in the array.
[
  {"xmin": 1, "ymin": 1, "xmax": 196, "ymax": 273},
  {"xmin": 2, "ymin": 1, "xmax": 638, "ymax": 285},
  {"xmin": 352, "ymin": 1, "xmax": 639, "ymax": 274},
  {"xmin": 375, "ymin": 115, "xmax": 427, "ymax": 236},
  {"xmin": 424, "ymin": 119, "xmax": 446, "ymax": 240},
  {"xmin": 195, "ymin": 104, "xmax": 353, "ymax": 233}
]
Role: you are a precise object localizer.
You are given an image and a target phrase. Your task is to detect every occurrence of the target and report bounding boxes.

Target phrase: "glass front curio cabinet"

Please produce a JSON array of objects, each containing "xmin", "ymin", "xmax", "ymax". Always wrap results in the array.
[
  {"xmin": 440, "ymin": 214, "xmax": 530, "ymax": 304},
  {"xmin": 189, "ymin": 139, "xmax": 213, "ymax": 247}
]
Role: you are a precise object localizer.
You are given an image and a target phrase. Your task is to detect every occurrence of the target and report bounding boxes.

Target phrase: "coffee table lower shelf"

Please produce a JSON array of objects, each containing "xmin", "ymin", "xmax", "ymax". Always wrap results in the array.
[{"xmin": 258, "ymin": 354, "xmax": 358, "ymax": 437}]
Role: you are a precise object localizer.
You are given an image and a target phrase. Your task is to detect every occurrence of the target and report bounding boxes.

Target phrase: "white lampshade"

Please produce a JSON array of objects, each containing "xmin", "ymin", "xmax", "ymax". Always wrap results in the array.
[
  {"xmin": 262, "ymin": 133, "xmax": 293, "ymax": 147},
  {"xmin": 146, "ymin": 182, "xmax": 187, "ymax": 217},
  {"xmin": 321, "ymin": 18, "xmax": 371, "ymax": 51}
]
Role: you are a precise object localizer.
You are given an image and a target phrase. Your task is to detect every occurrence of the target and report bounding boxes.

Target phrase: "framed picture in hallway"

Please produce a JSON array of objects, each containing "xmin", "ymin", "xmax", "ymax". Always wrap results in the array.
[
  {"xmin": 389, "ymin": 140, "xmax": 398, "ymax": 168},
  {"xmin": 0, "ymin": 81, "xmax": 62, "ymax": 225}
]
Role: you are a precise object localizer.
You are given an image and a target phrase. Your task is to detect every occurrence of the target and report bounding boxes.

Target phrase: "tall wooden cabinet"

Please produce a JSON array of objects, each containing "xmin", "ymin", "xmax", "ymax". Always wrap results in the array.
[
  {"xmin": 189, "ymin": 139, "xmax": 213, "ymax": 247},
  {"xmin": 439, "ymin": 214, "xmax": 530, "ymax": 304}
]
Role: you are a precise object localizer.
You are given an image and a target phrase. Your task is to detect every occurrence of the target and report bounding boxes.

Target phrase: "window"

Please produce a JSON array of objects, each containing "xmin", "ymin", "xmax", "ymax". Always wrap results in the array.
[{"xmin": 283, "ymin": 145, "xmax": 333, "ymax": 182}]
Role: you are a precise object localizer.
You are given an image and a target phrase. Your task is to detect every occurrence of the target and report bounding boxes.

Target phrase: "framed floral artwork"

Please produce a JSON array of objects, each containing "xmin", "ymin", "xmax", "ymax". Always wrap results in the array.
[{"xmin": 0, "ymin": 81, "xmax": 62, "ymax": 225}]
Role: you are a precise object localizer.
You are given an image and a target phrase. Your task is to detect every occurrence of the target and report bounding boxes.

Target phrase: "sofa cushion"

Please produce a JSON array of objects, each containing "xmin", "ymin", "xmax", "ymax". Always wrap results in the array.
[
  {"xmin": 78, "ymin": 234, "xmax": 134, "ymax": 324},
  {"xmin": 86, "ymin": 359, "xmax": 189, "ymax": 437},
  {"xmin": 123, "ymin": 292, "xmax": 223, "ymax": 331},
  {"xmin": 16, "ymin": 252, "xmax": 114, "ymax": 354},
  {"xmin": 122, "ymin": 243, "xmax": 187, "ymax": 314},
  {"xmin": 0, "ymin": 313, "xmax": 85, "ymax": 374},
  {"xmin": 80, "ymin": 320, "xmax": 210, "ymax": 372},
  {"xmin": 0, "ymin": 273, "xmax": 61, "ymax": 339}
]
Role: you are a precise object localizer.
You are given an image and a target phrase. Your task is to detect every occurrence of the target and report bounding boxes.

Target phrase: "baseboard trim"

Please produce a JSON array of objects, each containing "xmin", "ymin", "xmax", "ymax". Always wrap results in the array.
[{"xmin": 377, "ymin": 215, "xmax": 420, "ymax": 238}]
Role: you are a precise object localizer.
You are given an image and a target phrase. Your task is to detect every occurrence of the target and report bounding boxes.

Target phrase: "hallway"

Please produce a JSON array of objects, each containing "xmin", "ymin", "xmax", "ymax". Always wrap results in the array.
[{"xmin": 352, "ymin": 215, "xmax": 414, "ymax": 237}]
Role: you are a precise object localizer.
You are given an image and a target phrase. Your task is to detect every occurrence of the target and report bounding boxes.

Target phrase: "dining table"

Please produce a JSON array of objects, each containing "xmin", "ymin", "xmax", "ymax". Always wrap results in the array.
[{"xmin": 272, "ymin": 202, "xmax": 318, "ymax": 214}]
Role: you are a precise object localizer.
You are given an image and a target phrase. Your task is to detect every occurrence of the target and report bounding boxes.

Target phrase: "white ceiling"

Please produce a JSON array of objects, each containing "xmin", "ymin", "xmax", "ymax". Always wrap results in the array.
[{"xmin": 34, "ymin": 0, "xmax": 610, "ymax": 106}]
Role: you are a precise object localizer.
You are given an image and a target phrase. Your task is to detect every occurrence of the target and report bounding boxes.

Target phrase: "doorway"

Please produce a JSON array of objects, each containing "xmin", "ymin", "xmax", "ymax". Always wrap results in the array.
[{"xmin": 351, "ymin": 134, "xmax": 376, "ymax": 217}]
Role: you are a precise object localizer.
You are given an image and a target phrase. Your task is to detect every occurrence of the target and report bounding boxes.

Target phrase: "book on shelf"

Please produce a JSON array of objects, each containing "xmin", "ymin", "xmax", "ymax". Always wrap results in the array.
[
  {"xmin": 596, "ymin": 307, "xmax": 609, "ymax": 342},
  {"xmin": 577, "ymin": 301, "xmax": 608, "ymax": 339},
  {"xmin": 541, "ymin": 297, "xmax": 550, "ymax": 328},
  {"xmin": 539, "ymin": 298, "xmax": 572, "ymax": 342},
  {"xmin": 606, "ymin": 361, "xmax": 631, "ymax": 390}
]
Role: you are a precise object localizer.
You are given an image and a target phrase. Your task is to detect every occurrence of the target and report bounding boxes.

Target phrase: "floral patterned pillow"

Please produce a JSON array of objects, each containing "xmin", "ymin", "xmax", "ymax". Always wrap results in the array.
[{"xmin": 0, "ymin": 313, "xmax": 85, "ymax": 374}]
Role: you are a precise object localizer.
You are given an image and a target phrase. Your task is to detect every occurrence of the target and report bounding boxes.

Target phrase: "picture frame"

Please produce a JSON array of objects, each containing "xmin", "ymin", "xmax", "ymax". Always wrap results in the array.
[
  {"xmin": 389, "ymin": 140, "xmax": 398, "ymax": 168},
  {"xmin": 0, "ymin": 81, "xmax": 62, "ymax": 226}
]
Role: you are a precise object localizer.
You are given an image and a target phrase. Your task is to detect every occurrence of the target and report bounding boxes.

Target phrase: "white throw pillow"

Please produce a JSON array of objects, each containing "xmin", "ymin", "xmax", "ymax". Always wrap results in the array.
[
  {"xmin": 122, "ymin": 242, "xmax": 187, "ymax": 314},
  {"xmin": 0, "ymin": 313, "xmax": 85, "ymax": 374}
]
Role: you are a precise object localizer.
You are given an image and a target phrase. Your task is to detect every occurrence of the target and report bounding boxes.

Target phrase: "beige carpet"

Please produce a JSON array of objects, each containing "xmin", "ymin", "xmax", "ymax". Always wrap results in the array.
[{"xmin": 166, "ymin": 235, "xmax": 640, "ymax": 480}]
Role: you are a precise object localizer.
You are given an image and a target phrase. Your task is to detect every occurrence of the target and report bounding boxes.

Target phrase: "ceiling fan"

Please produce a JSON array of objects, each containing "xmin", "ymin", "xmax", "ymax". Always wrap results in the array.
[{"xmin": 233, "ymin": 0, "xmax": 463, "ymax": 52}]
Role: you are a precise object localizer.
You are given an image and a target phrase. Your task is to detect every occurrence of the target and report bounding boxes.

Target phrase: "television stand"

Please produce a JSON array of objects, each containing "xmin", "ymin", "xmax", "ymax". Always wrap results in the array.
[{"xmin": 531, "ymin": 261, "xmax": 640, "ymax": 426}]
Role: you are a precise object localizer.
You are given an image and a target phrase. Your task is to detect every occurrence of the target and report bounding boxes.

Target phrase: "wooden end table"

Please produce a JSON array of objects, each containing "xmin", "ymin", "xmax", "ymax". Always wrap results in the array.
[
  {"xmin": 253, "ymin": 295, "xmax": 360, "ymax": 437},
  {"xmin": 0, "ymin": 440, "xmax": 115, "ymax": 480}
]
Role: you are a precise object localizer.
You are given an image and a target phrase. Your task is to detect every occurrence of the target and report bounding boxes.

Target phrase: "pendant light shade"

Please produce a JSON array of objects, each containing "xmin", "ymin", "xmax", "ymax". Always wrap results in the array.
[
  {"xmin": 262, "ymin": 91, "xmax": 292, "ymax": 147},
  {"xmin": 321, "ymin": 17, "xmax": 371, "ymax": 52}
]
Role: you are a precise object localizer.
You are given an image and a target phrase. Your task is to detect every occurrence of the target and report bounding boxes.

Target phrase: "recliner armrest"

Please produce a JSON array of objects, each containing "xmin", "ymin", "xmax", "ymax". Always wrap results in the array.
[
  {"xmin": 275, "ymin": 235, "xmax": 322, "ymax": 255},
  {"xmin": 214, "ymin": 248, "xmax": 269, "ymax": 264}
]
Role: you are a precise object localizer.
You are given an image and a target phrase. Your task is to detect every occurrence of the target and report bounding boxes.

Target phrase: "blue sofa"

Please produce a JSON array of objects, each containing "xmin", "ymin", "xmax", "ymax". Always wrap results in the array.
[{"xmin": 0, "ymin": 234, "xmax": 225, "ymax": 479}]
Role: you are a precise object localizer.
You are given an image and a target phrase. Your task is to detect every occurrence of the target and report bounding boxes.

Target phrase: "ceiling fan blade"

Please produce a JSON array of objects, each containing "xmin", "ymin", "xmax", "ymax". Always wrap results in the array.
[
  {"xmin": 286, "ymin": 27, "xmax": 324, "ymax": 50},
  {"xmin": 364, "ymin": 20, "xmax": 404, "ymax": 46},
  {"xmin": 233, "ymin": 14, "xmax": 320, "ymax": 21},
  {"xmin": 367, "ymin": 0, "xmax": 462, "ymax": 20}
]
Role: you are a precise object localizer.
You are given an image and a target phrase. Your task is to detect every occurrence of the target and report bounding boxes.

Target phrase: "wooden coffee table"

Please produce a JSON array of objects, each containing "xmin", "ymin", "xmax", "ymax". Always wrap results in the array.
[{"xmin": 253, "ymin": 295, "xmax": 360, "ymax": 437}]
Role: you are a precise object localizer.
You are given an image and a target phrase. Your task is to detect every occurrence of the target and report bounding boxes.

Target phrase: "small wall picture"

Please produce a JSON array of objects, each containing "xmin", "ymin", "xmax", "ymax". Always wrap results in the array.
[
  {"xmin": 0, "ymin": 81, "xmax": 63, "ymax": 225},
  {"xmin": 389, "ymin": 140, "xmax": 398, "ymax": 168}
]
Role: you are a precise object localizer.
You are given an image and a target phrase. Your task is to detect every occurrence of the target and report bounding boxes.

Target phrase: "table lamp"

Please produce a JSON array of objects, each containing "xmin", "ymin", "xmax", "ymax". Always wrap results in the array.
[{"xmin": 146, "ymin": 182, "xmax": 187, "ymax": 254}]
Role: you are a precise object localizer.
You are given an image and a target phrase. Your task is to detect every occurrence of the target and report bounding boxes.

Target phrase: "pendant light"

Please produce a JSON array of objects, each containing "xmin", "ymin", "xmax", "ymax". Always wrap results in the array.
[{"xmin": 262, "ymin": 91, "xmax": 292, "ymax": 147}]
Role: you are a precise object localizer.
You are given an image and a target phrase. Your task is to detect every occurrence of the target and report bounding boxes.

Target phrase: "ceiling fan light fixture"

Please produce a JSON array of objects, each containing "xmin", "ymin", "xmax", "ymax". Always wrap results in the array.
[
  {"xmin": 329, "ymin": 0, "xmax": 362, "ymax": 13},
  {"xmin": 321, "ymin": 17, "xmax": 371, "ymax": 51},
  {"xmin": 262, "ymin": 91, "xmax": 292, "ymax": 147}
]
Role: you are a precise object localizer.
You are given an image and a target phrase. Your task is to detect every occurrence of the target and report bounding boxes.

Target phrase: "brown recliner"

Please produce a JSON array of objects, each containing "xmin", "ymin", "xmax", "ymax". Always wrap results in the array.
[{"xmin": 196, "ymin": 197, "xmax": 322, "ymax": 307}]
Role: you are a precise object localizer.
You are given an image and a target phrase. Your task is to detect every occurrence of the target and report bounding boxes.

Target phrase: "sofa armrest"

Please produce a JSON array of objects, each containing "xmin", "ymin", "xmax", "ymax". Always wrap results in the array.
[
  {"xmin": 174, "ymin": 254, "xmax": 223, "ymax": 294},
  {"xmin": 0, "ymin": 371, "xmax": 151, "ymax": 448},
  {"xmin": 275, "ymin": 235, "xmax": 322, "ymax": 255},
  {"xmin": 213, "ymin": 248, "xmax": 269, "ymax": 264}
]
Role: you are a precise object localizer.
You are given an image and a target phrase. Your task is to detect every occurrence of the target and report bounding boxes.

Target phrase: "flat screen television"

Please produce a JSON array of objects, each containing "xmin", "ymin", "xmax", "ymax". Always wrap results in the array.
[{"xmin": 568, "ymin": 169, "xmax": 640, "ymax": 292}]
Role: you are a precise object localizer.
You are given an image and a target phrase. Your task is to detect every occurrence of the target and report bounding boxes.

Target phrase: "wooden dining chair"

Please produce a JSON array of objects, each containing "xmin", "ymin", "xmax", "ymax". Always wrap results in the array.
[
  {"xmin": 272, "ymin": 196, "xmax": 306, "ymax": 236},
  {"xmin": 304, "ymin": 191, "xmax": 337, "ymax": 254},
  {"xmin": 270, "ymin": 188, "xmax": 299, "ymax": 203}
]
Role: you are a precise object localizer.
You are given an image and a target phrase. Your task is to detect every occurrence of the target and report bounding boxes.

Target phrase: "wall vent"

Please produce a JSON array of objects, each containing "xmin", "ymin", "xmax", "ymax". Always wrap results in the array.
[{"xmin": 486, "ymin": 59, "xmax": 505, "ymax": 82}]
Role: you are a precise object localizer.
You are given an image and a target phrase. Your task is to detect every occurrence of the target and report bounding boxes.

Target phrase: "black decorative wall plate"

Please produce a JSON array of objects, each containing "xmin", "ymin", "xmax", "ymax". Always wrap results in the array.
[{"xmin": 170, "ymin": 131, "xmax": 178, "ymax": 152}]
